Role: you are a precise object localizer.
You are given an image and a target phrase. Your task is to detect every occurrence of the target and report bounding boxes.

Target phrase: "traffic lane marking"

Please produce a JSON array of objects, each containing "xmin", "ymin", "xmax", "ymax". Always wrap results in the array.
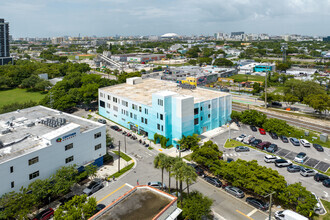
[
  {"xmin": 247, "ymin": 208, "xmax": 258, "ymax": 217},
  {"xmin": 97, "ymin": 184, "xmax": 126, "ymax": 203},
  {"xmin": 236, "ymin": 209, "xmax": 254, "ymax": 220}
]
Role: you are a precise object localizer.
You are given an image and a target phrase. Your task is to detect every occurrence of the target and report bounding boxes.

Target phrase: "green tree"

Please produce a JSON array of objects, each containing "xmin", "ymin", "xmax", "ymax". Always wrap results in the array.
[
  {"xmin": 164, "ymin": 156, "xmax": 175, "ymax": 193},
  {"xmin": 197, "ymin": 57, "xmax": 212, "ymax": 65},
  {"xmin": 188, "ymin": 59, "xmax": 197, "ymax": 65},
  {"xmin": 284, "ymin": 79, "xmax": 325, "ymax": 102},
  {"xmin": 186, "ymin": 47, "xmax": 201, "ymax": 58},
  {"xmin": 85, "ymin": 164, "xmax": 98, "ymax": 180},
  {"xmin": 51, "ymin": 165, "xmax": 78, "ymax": 196},
  {"xmin": 213, "ymin": 58, "xmax": 234, "ymax": 67},
  {"xmin": 54, "ymin": 195, "xmax": 97, "ymax": 220},
  {"xmin": 172, "ymin": 160, "xmax": 186, "ymax": 205},
  {"xmin": 182, "ymin": 165, "xmax": 197, "ymax": 196},
  {"xmin": 303, "ymin": 94, "xmax": 330, "ymax": 114},
  {"xmin": 260, "ymin": 92, "xmax": 282, "ymax": 103},
  {"xmin": 252, "ymin": 82, "xmax": 262, "ymax": 94},
  {"xmin": 179, "ymin": 191, "xmax": 213, "ymax": 220},
  {"xmin": 177, "ymin": 134, "xmax": 200, "ymax": 151},
  {"xmin": 240, "ymin": 110, "xmax": 267, "ymax": 127},
  {"xmin": 191, "ymin": 140, "xmax": 222, "ymax": 168},
  {"xmin": 154, "ymin": 153, "xmax": 167, "ymax": 190},
  {"xmin": 282, "ymin": 94, "xmax": 299, "ymax": 107},
  {"xmin": 230, "ymin": 110, "xmax": 241, "ymax": 121},
  {"xmin": 276, "ymin": 62, "xmax": 291, "ymax": 71},
  {"xmin": 262, "ymin": 118, "xmax": 293, "ymax": 135},
  {"xmin": 20, "ymin": 75, "xmax": 42, "ymax": 89}
]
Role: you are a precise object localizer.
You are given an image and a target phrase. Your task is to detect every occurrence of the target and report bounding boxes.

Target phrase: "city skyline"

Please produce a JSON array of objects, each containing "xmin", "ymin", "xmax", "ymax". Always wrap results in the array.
[{"xmin": 1, "ymin": 0, "xmax": 329, "ymax": 38}]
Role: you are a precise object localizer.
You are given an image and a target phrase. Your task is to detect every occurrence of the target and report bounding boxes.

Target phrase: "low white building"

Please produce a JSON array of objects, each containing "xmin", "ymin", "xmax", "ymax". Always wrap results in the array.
[
  {"xmin": 286, "ymin": 67, "xmax": 317, "ymax": 76},
  {"xmin": 0, "ymin": 106, "xmax": 106, "ymax": 195}
]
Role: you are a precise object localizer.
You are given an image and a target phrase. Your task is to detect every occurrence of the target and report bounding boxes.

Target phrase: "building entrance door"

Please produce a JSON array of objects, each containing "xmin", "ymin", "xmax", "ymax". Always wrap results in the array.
[{"xmin": 203, "ymin": 126, "xmax": 207, "ymax": 133}]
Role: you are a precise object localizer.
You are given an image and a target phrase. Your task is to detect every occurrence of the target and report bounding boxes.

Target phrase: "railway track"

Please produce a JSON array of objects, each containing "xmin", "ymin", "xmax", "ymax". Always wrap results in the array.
[{"xmin": 232, "ymin": 104, "xmax": 330, "ymax": 135}]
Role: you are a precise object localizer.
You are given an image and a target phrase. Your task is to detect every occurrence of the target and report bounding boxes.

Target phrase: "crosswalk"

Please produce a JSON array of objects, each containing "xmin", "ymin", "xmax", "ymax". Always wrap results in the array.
[{"xmin": 223, "ymin": 153, "xmax": 239, "ymax": 157}]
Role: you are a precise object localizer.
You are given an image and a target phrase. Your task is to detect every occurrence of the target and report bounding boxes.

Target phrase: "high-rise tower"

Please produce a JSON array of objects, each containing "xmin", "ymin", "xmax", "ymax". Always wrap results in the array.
[{"xmin": 0, "ymin": 18, "xmax": 13, "ymax": 65}]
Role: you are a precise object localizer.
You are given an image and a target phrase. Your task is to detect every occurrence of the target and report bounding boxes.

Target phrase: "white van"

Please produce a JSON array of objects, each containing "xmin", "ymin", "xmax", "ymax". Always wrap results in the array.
[{"xmin": 274, "ymin": 210, "xmax": 308, "ymax": 220}]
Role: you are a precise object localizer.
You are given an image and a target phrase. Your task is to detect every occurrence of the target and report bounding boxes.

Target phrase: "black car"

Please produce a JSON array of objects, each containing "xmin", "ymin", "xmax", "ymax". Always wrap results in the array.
[
  {"xmin": 204, "ymin": 176, "xmax": 222, "ymax": 187},
  {"xmin": 271, "ymin": 101, "xmax": 282, "ymax": 107},
  {"xmin": 250, "ymin": 125, "xmax": 257, "ymax": 132},
  {"xmin": 287, "ymin": 164, "xmax": 303, "ymax": 173},
  {"xmin": 96, "ymin": 204, "xmax": 106, "ymax": 212},
  {"xmin": 110, "ymin": 125, "xmax": 119, "ymax": 131},
  {"xmin": 250, "ymin": 139, "xmax": 262, "ymax": 147},
  {"xmin": 97, "ymin": 118, "xmax": 106, "ymax": 124},
  {"xmin": 246, "ymin": 197, "xmax": 269, "ymax": 211},
  {"xmin": 188, "ymin": 164, "xmax": 204, "ymax": 176},
  {"xmin": 279, "ymin": 135, "xmax": 289, "ymax": 143},
  {"xmin": 323, "ymin": 179, "xmax": 330, "ymax": 188},
  {"xmin": 314, "ymin": 173, "xmax": 329, "ymax": 182},
  {"xmin": 313, "ymin": 144, "xmax": 324, "ymax": 152},
  {"xmin": 289, "ymin": 137, "xmax": 300, "ymax": 146},
  {"xmin": 227, "ymin": 158, "xmax": 234, "ymax": 163},
  {"xmin": 266, "ymin": 144, "xmax": 278, "ymax": 153},
  {"xmin": 269, "ymin": 132, "xmax": 278, "ymax": 139}
]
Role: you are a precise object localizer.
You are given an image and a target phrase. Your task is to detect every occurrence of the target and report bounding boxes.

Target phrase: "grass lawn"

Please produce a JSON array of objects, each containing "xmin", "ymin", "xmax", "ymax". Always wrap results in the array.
[
  {"xmin": 313, "ymin": 199, "xmax": 330, "ymax": 220},
  {"xmin": 230, "ymin": 74, "xmax": 265, "ymax": 83},
  {"xmin": 0, "ymin": 88, "xmax": 47, "ymax": 108},
  {"xmin": 109, "ymin": 163, "xmax": 135, "ymax": 179},
  {"xmin": 113, "ymin": 151, "xmax": 132, "ymax": 162},
  {"xmin": 224, "ymin": 139, "xmax": 250, "ymax": 148},
  {"xmin": 183, "ymin": 153, "xmax": 192, "ymax": 161}
]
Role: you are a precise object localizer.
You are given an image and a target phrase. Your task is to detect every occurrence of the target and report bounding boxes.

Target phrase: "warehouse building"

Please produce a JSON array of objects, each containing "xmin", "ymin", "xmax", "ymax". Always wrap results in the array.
[
  {"xmin": 99, "ymin": 77, "xmax": 231, "ymax": 147},
  {"xmin": 0, "ymin": 106, "xmax": 106, "ymax": 195}
]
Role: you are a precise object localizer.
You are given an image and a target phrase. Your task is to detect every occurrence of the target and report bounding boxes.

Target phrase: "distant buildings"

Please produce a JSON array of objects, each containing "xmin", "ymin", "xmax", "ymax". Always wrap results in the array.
[{"xmin": 0, "ymin": 18, "xmax": 13, "ymax": 65}]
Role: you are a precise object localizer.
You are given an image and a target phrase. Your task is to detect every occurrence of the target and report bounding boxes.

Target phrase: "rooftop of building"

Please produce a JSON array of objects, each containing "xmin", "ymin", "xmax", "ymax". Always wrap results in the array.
[
  {"xmin": 100, "ymin": 78, "xmax": 230, "ymax": 106},
  {"xmin": 90, "ymin": 186, "xmax": 179, "ymax": 220},
  {"xmin": 0, "ymin": 106, "xmax": 104, "ymax": 164}
]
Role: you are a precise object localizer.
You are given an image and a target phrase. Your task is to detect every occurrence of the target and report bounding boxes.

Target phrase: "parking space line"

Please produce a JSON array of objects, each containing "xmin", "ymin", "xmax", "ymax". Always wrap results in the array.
[
  {"xmin": 125, "ymin": 183, "xmax": 134, "ymax": 188},
  {"xmin": 97, "ymin": 184, "xmax": 126, "ymax": 203},
  {"xmin": 313, "ymin": 160, "xmax": 321, "ymax": 168},
  {"xmin": 236, "ymin": 210, "xmax": 254, "ymax": 220},
  {"xmin": 247, "ymin": 208, "xmax": 258, "ymax": 217}
]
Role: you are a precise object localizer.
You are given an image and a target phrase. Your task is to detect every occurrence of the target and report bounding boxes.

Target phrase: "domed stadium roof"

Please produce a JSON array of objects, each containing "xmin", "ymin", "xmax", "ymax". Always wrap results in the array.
[{"xmin": 161, "ymin": 33, "xmax": 179, "ymax": 38}]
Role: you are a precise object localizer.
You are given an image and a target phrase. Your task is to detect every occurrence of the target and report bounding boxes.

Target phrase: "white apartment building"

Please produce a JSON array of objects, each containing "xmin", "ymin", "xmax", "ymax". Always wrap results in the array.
[{"xmin": 0, "ymin": 106, "xmax": 106, "ymax": 195}]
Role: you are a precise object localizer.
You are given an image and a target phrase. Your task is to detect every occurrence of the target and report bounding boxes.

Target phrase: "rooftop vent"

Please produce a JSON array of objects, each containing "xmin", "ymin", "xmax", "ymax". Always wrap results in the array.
[
  {"xmin": 41, "ymin": 117, "xmax": 66, "ymax": 128},
  {"xmin": 1, "ymin": 128, "xmax": 11, "ymax": 135}
]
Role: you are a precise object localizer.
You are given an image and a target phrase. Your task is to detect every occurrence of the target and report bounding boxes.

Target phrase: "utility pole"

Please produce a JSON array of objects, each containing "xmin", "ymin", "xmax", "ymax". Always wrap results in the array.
[
  {"xmin": 124, "ymin": 135, "xmax": 127, "ymax": 153},
  {"xmin": 118, "ymin": 141, "xmax": 121, "ymax": 173},
  {"xmin": 264, "ymin": 191, "xmax": 275, "ymax": 220},
  {"xmin": 264, "ymin": 70, "xmax": 268, "ymax": 108}
]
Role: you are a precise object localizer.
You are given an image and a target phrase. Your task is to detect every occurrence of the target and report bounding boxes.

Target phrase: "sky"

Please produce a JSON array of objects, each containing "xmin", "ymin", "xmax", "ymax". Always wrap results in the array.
[{"xmin": 1, "ymin": 0, "xmax": 329, "ymax": 38}]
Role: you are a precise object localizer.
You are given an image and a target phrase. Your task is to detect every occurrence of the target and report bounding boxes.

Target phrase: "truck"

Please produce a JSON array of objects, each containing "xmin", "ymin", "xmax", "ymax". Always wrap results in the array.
[{"xmin": 274, "ymin": 210, "xmax": 308, "ymax": 220}]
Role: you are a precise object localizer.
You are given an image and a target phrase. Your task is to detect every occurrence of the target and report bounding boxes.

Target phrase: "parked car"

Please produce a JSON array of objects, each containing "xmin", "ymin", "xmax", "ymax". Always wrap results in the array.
[
  {"xmin": 204, "ymin": 176, "xmax": 222, "ymax": 187},
  {"xmin": 147, "ymin": 181, "xmax": 166, "ymax": 189},
  {"xmin": 300, "ymin": 168, "xmax": 317, "ymax": 177},
  {"xmin": 266, "ymin": 144, "xmax": 278, "ymax": 153},
  {"xmin": 313, "ymin": 144, "xmax": 324, "ymax": 152},
  {"xmin": 312, "ymin": 192, "xmax": 323, "ymax": 214},
  {"xmin": 227, "ymin": 158, "xmax": 234, "ymax": 163},
  {"xmin": 289, "ymin": 137, "xmax": 300, "ymax": 146},
  {"xmin": 250, "ymin": 139, "xmax": 262, "ymax": 147},
  {"xmin": 294, "ymin": 152, "xmax": 307, "ymax": 163},
  {"xmin": 188, "ymin": 163, "xmax": 205, "ymax": 176},
  {"xmin": 83, "ymin": 181, "xmax": 104, "ymax": 196},
  {"xmin": 225, "ymin": 186, "xmax": 245, "ymax": 198},
  {"xmin": 264, "ymin": 155, "xmax": 280, "ymax": 163},
  {"xmin": 257, "ymin": 141, "xmax": 271, "ymax": 150},
  {"xmin": 279, "ymin": 135, "xmax": 289, "ymax": 143},
  {"xmin": 236, "ymin": 134, "xmax": 247, "ymax": 142},
  {"xmin": 275, "ymin": 159, "xmax": 292, "ymax": 167},
  {"xmin": 300, "ymin": 139, "xmax": 311, "ymax": 147},
  {"xmin": 32, "ymin": 208, "xmax": 54, "ymax": 220},
  {"xmin": 323, "ymin": 179, "xmax": 330, "ymax": 187},
  {"xmin": 246, "ymin": 197, "xmax": 269, "ymax": 211},
  {"xmin": 269, "ymin": 132, "xmax": 278, "ymax": 139},
  {"xmin": 95, "ymin": 204, "xmax": 106, "ymax": 213},
  {"xmin": 250, "ymin": 125, "xmax": 257, "ymax": 132},
  {"xmin": 314, "ymin": 173, "xmax": 329, "ymax": 182},
  {"xmin": 235, "ymin": 146, "xmax": 250, "ymax": 152},
  {"xmin": 271, "ymin": 101, "xmax": 282, "ymax": 107},
  {"xmin": 274, "ymin": 210, "xmax": 308, "ymax": 220},
  {"xmin": 97, "ymin": 118, "xmax": 106, "ymax": 124},
  {"xmin": 287, "ymin": 164, "xmax": 303, "ymax": 173},
  {"xmin": 243, "ymin": 135, "xmax": 255, "ymax": 144},
  {"xmin": 110, "ymin": 125, "xmax": 120, "ymax": 131},
  {"xmin": 259, "ymin": 128, "xmax": 266, "ymax": 135}
]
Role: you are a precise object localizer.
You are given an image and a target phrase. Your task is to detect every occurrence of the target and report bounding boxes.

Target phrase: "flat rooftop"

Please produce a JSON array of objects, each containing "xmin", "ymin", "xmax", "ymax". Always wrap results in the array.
[
  {"xmin": 101, "ymin": 78, "xmax": 230, "ymax": 106},
  {"xmin": 91, "ymin": 186, "xmax": 178, "ymax": 220},
  {"xmin": 0, "ymin": 106, "xmax": 104, "ymax": 164}
]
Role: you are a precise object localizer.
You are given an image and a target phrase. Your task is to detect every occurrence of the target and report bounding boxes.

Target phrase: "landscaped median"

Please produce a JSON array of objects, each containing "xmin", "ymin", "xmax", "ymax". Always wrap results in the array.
[{"xmin": 107, "ymin": 151, "xmax": 135, "ymax": 180}]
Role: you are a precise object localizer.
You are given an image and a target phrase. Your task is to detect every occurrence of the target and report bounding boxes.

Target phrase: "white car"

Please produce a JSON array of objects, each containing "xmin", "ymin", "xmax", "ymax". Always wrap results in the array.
[
  {"xmin": 294, "ymin": 152, "xmax": 307, "ymax": 163},
  {"xmin": 300, "ymin": 168, "xmax": 317, "ymax": 177},
  {"xmin": 243, "ymin": 135, "xmax": 255, "ymax": 144},
  {"xmin": 236, "ymin": 134, "xmax": 246, "ymax": 142},
  {"xmin": 264, "ymin": 155, "xmax": 281, "ymax": 163},
  {"xmin": 312, "ymin": 192, "xmax": 323, "ymax": 214},
  {"xmin": 300, "ymin": 139, "xmax": 311, "ymax": 147}
]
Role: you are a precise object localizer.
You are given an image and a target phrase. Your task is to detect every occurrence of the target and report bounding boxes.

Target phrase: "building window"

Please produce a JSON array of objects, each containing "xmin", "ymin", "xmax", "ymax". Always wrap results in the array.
[
  {"xmin": 65, "ymin": 156, "xmax": 74, "ymax": 164},
  {"xmin": 200, "ymin": 107, "xmax": 203, "ymax": 111},
  {"xmin": 160, "ymin": 114, "xmax": 163, "ymax": 120},
  {"xmin": 108, "ymin": 95, "xmax": 111, "ymax": 100},
  {"xmin": 28, "ymin": 157, "xmax": 39, "ymax": 166},
  {"xmin": 139, "ymin": 106, "xmax": 142, "ymax": 112},
  {"xmin": 158, "ymin": 99, "xmax": 163, "ymax": 106},
  {"xmin": 11, "ymin": 181, "xmax": 14, "ymax": 188},
  {"xmin": 208, "ymin": 114, "xmax": 210, "ymax": 119},
  {"xmin": 208, "ymin": 104, "xmax": 211, "ymax": 109},
  {"xmin": 65, "ymin": 143, "xmax": 73, "ymax": 151},
  {"xmin": 122, "ymin": 100, "xmax": 128, "ymax": 107},
  {"xmin": 95, "ymin": 144, "xmax": 102, "ymax": 150},
  {"xmin": 132, "ymin": 104, "xmax": 137, "ymax": 110},
  {"xmin": 161, "ymin": 125, "xmax": 163, "ymax": 131},
  {"xmin": 100, "ymin": 92, "xmax": 104, "ymax": 98},
  {"xmin": 113, "ymin": 97, "xmax": 118, "ymax": 103},
  {"xmin": 107, "ymin": 103, "xmax": 111, "ymax": 108},
  {"xmin": 10, "ymin": 166, "xmax": 13, "ymax": 173},
  {"xmin": 141, "ymin": 117, "xmax": 144, "ymax": 123},
  {"xmin": 29, "ymin": 171, "xmax": 39, "ymax": 180},
  {"xmin": 100, "ymin": 100, "xmax": 105, "ymax": 108},
  {"xmin": 113, "ymin": 105, "xmax": 118, "ymax": 112},
  {"xmin": 194, "ymin": 108, "xmax": 199, "ymax": 115},
  {"xmin": 130, "ymin": 112, "xmax": 133, "ymax": 118},
  {"xmin": 194, "ymin": 118, "xmax": 199, "ymax": 125},
  {"xmin": 145, "ymin": 109, "xmax": 148, "ymax": 114},
  {"xmin": 134, "ymin": 114, "xmax": 137, "ymax": 120},
  {"xmin": 157, "ymin": 124, "xmax": 160, "ymax": 130},
  {"xmin": 145, "ymin": 119, "xmax": 148, "ymax": 124},
  {"xmin": 201, "ymin": 116, "xmax": 203, "ymax": 121},
  {"xmin": 94, "ymin": 132, "xmax": 101, "ymax": 139}
]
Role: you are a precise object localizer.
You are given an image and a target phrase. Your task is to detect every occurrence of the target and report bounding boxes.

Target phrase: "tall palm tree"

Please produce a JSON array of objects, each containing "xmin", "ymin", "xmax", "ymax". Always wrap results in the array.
[
  {"xmin": 153, "ymin": 153, "xmax": 167, "ymax": 190},
  {"xmin": 164, "ymin": 156, "xmax": 175, "ymax": 194},
  {"xmin": 172, "ymin": 160, "xmax": 185, "ymax": 205},
  {"xmin": 183, "ymin": 165, "xmax": 197, "ymax": 196},
  {"xmin": 171, "ymin": 157, "xmax": 183, "ymax": 193}
]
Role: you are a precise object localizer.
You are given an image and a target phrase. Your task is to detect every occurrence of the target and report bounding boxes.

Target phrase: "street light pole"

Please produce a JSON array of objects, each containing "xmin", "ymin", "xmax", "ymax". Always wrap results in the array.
[
  {"xmin": 264, "ymin": 191, "xmax": 275, "ymax": 220},
  {"xmin": 118, "ymin": 141, "xmax": 121, "ymax": 173},
  {"xmin": 264, "ymin": 70, "xmax": 268, "ymax": 108},
  {"xmin": 124, "ymin": 135, "xmax": 127, "ymax": 153}
]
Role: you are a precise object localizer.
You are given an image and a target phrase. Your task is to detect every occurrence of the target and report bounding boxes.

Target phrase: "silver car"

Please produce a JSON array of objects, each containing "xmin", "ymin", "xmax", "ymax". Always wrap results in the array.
[
  {"xmin": 147, "ymin": 181, "xmax": 166, "ymax": 189},
  {"xmin": 83, "ymin": 181, "xmax": 104, "ymax": 196},
  {"xmin": 300, "ymin": 168, "xmax": 317, "ymax": 177},
  {"xmin": 225, "ymin": 186, "xmax": 245, "ymax": 198}
]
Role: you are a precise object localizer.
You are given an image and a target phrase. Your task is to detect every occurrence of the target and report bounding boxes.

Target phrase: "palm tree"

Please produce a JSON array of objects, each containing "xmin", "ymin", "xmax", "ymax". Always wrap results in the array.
[
  {"xmin": 171, "ymin": 157, "xmax": 183, "ymax": 193},
  {"xmin": 183, "ymin": 165, "xmax": 197, "ymax": 196},
  {"xmin": 164, "ymin": 156, "xmax": 175, "ymax": 194},
  {"xmin": 172, "ymin": 160, "xmax": 186, "ymax": 205},
  {"xmin": 153, "ymin": 153, "xmax": 167, "ymax": 190}
]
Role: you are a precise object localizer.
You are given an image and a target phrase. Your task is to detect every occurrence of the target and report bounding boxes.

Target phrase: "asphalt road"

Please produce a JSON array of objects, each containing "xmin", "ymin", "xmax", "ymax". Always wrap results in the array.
[{"xmin": 211, "ymin": 124, "xmax": 330, "ymax": 202}]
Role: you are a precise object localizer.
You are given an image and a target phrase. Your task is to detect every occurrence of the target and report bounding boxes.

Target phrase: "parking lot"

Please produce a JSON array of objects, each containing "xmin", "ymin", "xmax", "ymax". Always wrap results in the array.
[{"xmin": 211, "ymin": 124, "xmax": 330, "ymax": 201}]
